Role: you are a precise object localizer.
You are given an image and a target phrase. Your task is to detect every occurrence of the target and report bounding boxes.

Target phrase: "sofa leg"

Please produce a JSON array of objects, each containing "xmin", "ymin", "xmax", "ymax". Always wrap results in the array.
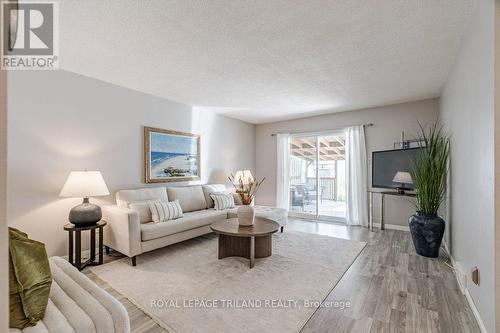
[
  {"xmin": 280, "ymin": 226, "xmax": 284, "ymax": 233},
  {"xmin": 105, "ymin": 246, "xmax": 110, "ymax": 255},
  {"xmin": 130, "ymin": 256, "xmax": 137, "ymax": 266}
]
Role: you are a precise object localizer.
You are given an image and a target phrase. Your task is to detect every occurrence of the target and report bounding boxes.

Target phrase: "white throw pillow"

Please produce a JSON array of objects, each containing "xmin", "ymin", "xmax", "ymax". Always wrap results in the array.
[
  {"xmin": 147, "ymin": 200, "xmax": 183, "ymax": 223},
  {"xmin": 202, "ymin": 184, "xmax": 227, "ymax": 208},
  {"xmin": 128, "ymin": 201, "xmax": 153, "ymax": 223},
  {"xmin": 210, "ymin": 193, "xmax": 235, "ymax": 210}
]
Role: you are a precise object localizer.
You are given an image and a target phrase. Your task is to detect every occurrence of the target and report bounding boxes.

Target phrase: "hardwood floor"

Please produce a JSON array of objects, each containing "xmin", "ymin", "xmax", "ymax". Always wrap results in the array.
[
  {"xmin": 286, "ymin": 219, "xmax": 480, "ymax": 333},
  {"xmin": 85, "ymin": 218, "xmax": 480, "ymax": 333}
]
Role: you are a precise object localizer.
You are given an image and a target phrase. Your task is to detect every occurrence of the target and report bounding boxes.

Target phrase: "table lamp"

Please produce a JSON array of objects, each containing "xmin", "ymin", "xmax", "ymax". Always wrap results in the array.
[
  {"xmin": 232, "ymin": 170, "xmax": 254, "ymax": 186},
  {"xmin": 392, "ymin": 171, "xmax": 413, "ymax": 194},
  {"xmin": 59, "ymin": 171, "xmax": 110, "ymax": 226}
]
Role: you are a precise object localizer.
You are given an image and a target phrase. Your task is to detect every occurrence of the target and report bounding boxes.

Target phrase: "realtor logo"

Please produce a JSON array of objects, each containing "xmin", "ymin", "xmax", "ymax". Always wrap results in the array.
[{"xmin": 1, "ymin": 1, "xmax": 59, "ymax": 70}]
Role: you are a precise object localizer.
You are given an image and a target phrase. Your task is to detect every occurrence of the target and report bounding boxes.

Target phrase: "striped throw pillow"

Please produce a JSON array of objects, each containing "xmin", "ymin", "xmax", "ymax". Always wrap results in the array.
[
  {"xmin": 210, "ymin": 192, "xmax": 235, "ymax": 210},
  {"xmin": 147, "ymin": 200, "xmax": 183, "ymax": 223}
]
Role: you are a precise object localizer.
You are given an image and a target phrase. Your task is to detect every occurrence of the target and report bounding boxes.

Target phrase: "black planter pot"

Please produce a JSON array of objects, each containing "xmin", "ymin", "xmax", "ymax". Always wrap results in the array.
[{"xmin": 408, "ymin": 213, "xmax": 445, "ymax": 258}]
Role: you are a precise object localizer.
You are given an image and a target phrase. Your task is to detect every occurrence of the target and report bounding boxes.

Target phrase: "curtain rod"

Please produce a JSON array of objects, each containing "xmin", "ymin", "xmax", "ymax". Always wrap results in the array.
[{"xmin": 270, "ymin": 123, "xmax": 374, "ymax": 137}]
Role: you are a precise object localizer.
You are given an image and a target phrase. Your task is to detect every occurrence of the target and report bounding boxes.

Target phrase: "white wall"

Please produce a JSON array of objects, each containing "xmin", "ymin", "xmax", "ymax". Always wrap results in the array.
[
  {"xmin": 439, "ymin": 1, "xmax": 495, "ymax": 332},
  {"xmin": 1, "ymin": 62, "xmax": 8, "ymax": 333},
  {"xmin": 255, "ymin": 99, "xmax": 439, "ymax": 227},
  {"xmin": 496, "ymin": 3, "xmax": 500, "ymax": 331},
  {"xmin": 7, "ymin": 70, "xmax": 255, "ymax": 256}
]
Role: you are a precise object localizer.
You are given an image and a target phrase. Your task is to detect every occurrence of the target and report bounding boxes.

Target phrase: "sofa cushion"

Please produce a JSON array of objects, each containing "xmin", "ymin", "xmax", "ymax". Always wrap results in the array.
[
  {"xmin": 148, "ymin": 200, "xmax": 183, "ymax": 223},
  {"xmin": 210, "ymin": 193, "xmax": 235, "ymax": 210},
  {"xmin": 36, "ymin": 257, "xmax": 130, "ymax": 333},
  {"xmin": 227, "ymin": 205, "xmax": 287, "ymax": 225},
  {"xmin": 128, "ymin": 201, "xmax": 152, "ymax": 223},
  {"xmin": 167, "ymin": 186, "xmax": 206, "ymax": 213},
  {"xmin": 116, "ymin": 187, "xmax": 168, "ymax": 208},
  {"xmin": 202, "ymin": 184, "xmax": 227, "ymax": 208},
  {"xmin": 141, "ymin": 209, "xmax": 227, "ymax": 241}
]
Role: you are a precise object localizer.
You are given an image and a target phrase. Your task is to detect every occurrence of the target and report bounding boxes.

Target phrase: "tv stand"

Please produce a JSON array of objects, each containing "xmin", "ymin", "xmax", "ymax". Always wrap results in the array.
[{"xmin": 367, "ymin": 190, "xmax": 416, "ymax": 231}]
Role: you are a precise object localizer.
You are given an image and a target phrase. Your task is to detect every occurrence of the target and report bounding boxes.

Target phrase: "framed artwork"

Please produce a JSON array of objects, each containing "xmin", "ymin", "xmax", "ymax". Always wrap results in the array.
[{"xmin": 144, "ymin": 126, "xmax": 200, "ymax": 183}]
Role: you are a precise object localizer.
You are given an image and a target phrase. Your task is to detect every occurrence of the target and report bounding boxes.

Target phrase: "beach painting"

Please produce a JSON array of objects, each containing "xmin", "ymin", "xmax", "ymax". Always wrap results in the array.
[{"xmin": 144, "ymin": 127, "xmax": 200, "ymax": 183}]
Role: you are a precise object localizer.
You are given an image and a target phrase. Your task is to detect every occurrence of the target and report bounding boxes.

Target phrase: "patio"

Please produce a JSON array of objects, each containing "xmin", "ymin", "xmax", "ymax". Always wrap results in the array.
[{"xmin": 289, "ymin": 134, "xmax": 347, "ymax": 219}]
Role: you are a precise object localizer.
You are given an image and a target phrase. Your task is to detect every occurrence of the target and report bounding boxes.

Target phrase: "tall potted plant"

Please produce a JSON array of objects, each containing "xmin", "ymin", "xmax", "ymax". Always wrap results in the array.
[{"xmin": 409, "ymin": 123, "xmax": 450, "ymax": 257}]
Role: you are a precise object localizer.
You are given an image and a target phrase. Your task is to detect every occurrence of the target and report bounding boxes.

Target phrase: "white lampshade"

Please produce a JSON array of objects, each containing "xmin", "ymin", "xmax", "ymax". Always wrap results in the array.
[
  {"xmin": 59, "ymin": 171, "xmax": 110, "ymax": 198},
  {"xmin": 233, "ymin": 170, "xmax": 254, "ymax": 185},
  {"xmin": 392, "ymin": 171, "xmax": 413, "ymax": 184}
]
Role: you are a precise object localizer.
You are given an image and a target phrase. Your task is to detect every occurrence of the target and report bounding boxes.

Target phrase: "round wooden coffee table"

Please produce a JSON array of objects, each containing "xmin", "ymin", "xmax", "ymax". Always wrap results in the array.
[{"xmin": 210, "ymin": 217, "xmax": 279, "ymax": 268}]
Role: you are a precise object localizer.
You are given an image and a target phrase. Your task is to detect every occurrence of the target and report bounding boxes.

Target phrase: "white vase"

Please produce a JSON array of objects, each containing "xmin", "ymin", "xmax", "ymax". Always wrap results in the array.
[{"xmin": 237, "ymin": 205, "xmax": 255, "ymax": 226}]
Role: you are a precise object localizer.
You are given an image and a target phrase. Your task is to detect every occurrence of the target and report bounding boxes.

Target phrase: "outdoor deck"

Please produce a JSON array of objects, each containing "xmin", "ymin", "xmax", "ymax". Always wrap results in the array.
[{"xmin": 289, "ymin": 198, "xmax": 346, "ymax": 219}]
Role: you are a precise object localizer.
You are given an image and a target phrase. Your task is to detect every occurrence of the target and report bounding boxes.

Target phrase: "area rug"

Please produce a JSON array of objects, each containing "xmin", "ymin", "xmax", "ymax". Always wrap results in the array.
[{"xmin": 90, "ymin": 231, "xmax": 366, "ymax": 333}]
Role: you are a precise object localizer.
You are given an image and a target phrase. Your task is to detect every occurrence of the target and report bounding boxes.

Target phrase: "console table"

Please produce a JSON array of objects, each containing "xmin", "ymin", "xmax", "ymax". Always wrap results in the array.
[{"xmin": 368, "ymin": 191, "xmax": 416, "ymax": 231}]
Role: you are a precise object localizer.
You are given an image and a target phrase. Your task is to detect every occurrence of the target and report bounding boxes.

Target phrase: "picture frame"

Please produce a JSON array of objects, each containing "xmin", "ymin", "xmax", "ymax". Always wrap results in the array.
[{"xmin": 144, "ymin": 126, "xmax": 201, "ymax": 183}]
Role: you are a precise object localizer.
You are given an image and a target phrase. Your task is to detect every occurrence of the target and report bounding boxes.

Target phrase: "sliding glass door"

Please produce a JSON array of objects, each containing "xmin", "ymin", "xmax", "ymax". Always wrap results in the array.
[
  {"xmin": 288, "ymin": 132, "xmax": 347, "ymax": 222},
  {"xmin": 289, "ymin": 134, "xmax": 318, "ymax": 216}
]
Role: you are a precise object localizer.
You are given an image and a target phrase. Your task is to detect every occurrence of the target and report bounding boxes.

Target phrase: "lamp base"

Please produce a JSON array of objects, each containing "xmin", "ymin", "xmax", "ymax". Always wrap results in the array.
[
  {"xmin": 69, "ymin": 197, "xmax": 102, "ymax": 226},
  {"xmin": 396, "ymin": 187, "xmax": 408, "ymax": 195}
]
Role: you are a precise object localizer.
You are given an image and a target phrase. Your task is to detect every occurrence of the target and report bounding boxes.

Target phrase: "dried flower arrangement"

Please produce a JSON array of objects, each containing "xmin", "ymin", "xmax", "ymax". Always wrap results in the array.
[{"xmin": 228, "ymin": 172, "xmax": 265, "ymax": 205}]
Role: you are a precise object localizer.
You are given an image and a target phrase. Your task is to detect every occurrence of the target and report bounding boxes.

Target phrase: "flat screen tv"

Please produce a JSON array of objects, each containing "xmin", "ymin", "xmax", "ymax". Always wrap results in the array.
[{"xmin": 372, "ymin": 147, "xmax": 424, "ymax": 192}]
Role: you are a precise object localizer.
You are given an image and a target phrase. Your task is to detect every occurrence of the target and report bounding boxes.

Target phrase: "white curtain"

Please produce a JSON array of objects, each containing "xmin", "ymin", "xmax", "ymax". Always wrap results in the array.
[
  {"xmin": 345, "ymin": 126, "xmax": 368, "ymax": 226},
  {"xmin": 276, "ymin": 133, "xmax": 290, "ymax": 210}
]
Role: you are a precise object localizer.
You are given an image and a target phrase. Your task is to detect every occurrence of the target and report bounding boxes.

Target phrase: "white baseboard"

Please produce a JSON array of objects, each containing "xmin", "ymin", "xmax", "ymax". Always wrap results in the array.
[
  {"xmin": 448, "ymin": 253, "xmax": 488, "ymax": 333},
  {"xmin": 448, "ymin": 254, "xmax": 466, "ymax": 294},
  {"xmin": 371, "ymin": 222, "xmax": 409, "ymax": 232},
  {"xmin": 464, "ymin": 289, "xmax": 488, "ymax": 333}
]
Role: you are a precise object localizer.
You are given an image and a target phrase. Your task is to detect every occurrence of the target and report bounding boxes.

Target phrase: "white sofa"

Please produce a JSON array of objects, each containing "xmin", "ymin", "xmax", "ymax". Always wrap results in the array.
[
  {"xmin": 10, "ymin": 257, "xmax": 130, "ymax": 333},
  {"xmin": 102, "ymin": 184, "xmax": 287, "ymax": 265}
]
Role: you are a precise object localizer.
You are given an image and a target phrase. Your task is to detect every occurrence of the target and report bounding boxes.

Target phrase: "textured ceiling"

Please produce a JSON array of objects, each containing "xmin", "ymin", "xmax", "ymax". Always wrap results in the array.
[{"xmin": 58, "ymin": 0, "xmax": 475, "ymax": 124}]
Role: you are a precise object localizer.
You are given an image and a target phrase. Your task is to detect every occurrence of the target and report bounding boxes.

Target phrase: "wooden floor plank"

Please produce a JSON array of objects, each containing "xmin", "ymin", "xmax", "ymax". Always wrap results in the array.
[{"xmin": 291, "ymin": 219, "xmax": 481, "ymax": 333}]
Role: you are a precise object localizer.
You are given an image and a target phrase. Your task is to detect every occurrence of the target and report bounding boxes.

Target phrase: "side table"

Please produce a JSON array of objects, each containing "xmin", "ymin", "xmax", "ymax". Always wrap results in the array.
[{"xmin": 63, "ymin": 220, "xmax": 107, "ymax": 270}]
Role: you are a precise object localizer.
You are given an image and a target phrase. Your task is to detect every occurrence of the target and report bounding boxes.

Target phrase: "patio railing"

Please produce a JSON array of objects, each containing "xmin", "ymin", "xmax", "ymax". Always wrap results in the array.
[{"xmin": 291, "ymin": 177, "xmax": 338, "ymax": 201}]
